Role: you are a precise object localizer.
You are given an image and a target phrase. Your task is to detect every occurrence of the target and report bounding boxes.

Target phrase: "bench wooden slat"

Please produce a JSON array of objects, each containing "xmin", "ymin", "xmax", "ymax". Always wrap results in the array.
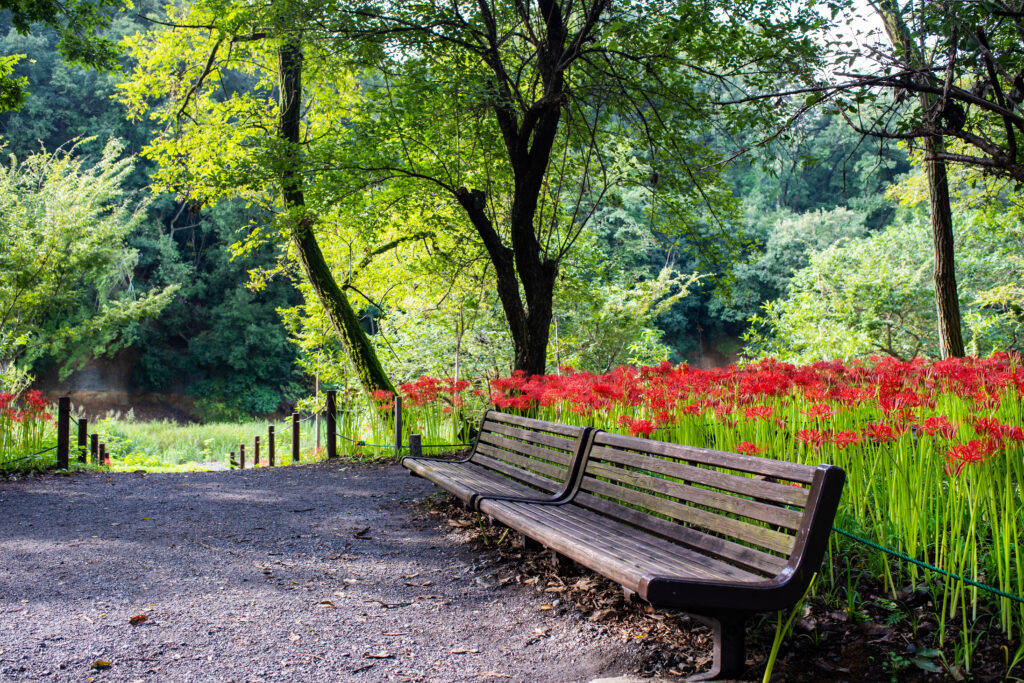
[
  {"xmin": 470, "ymin": 453, "xmax": 563, "ymax": 493},
  {"xmin": 572, "ymin": 491, "xmax": 787, "ymax": 576},
  {"xmin": 404, "ymin": 458, "xmax": 540, "ymax": 503},
  {"xmin": 582, "ymin": 477, "xmax": 796, "ymax": 556},
  {"xmin": 482, "ymin": 421, "xmax": 579, "ymax": 453},
  {"xmin": 482, "ymin": 498, "xmax": 763, "ymax": 586},
  {"xmin": 594, "ymin": 432, "xmax": 817, "ymax": 484},
  {"xmin": 585, "ymin": 461, "xmax": 805, "ymax": 531},
  {"xmin": 473, "ymin": 446, "xmax": 567, "ymax": 485},
  {"xmin": 519, "ymin": 501, "xmax": 763, "ymax": 582},
  {"xmin": 477, "ymin": 431, "xmax": 574, "ymax": 467},
  {"xmin": 486, "ymin": 411, "xmax": 584, "ymax": 437},
  {"xmin": 589, "ymin": 445, "xmax": 809, "ymax": 507}
]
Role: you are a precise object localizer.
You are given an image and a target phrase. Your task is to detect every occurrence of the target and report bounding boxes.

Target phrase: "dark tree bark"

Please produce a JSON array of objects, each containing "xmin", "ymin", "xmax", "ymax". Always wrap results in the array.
[
  {"xmin": 277, "ymin": 41, "xmax": 395, "ymax": 393},
  {"xmin": 923, "ymin": 135, "xmax": 966, "ymax": 358},
  {"xmin": 878, "ymin": 1, "xmax": 966, "ymax": 359},
  {"xmin": 446, "ymin": 0, "xmax": 597, "ymax": 376}
]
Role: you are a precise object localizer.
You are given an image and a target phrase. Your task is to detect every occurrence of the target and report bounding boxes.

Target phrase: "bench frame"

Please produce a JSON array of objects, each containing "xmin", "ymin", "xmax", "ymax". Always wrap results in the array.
[{"xmin": 404, "ymin": 413, "xmax": 845, "ymax": 681}]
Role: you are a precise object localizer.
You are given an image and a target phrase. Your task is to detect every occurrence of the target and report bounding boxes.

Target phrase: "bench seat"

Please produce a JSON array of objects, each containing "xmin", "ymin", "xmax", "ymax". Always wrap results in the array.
[
  {"xmin": 479, "ymin": 497, "xmax": 764, "ymax": 593},
  {"xmin": 477, "ymin": 429, "xmax": 845, "ymax": 680}
]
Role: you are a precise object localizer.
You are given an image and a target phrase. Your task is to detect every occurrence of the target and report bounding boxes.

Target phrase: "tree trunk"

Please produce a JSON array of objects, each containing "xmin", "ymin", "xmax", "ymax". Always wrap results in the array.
[
  {"xmin": 876, "ymin": 1, "xmax": 966, "ymax": 359},
  {"xmin": 277, "ymin": 41, "xmax": 395, "ymax": 394},
  {"xmin": 924, "ymin": 135, "xmax": 966, "ymax": 358}
]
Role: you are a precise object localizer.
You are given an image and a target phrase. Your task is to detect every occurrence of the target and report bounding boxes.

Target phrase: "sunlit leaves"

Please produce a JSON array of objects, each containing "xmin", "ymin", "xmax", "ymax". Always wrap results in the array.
[{"xmin": 0, "ymin": 139, "xmax": 178, "ymax": 377}]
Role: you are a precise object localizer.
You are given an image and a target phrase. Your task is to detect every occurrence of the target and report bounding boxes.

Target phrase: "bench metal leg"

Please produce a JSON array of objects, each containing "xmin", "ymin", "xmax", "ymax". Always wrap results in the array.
[
  {"xmin": 689, "ymin": 614, "xmax": 745, "ymax": 681},
  {"xmin": 519, "ymin": 533, "xmax": 542, "ymax": 551}
]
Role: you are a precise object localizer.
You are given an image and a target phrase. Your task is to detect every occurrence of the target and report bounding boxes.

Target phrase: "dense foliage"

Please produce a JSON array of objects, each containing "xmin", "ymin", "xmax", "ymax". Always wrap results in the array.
[{"xmin": 0, "ymin": 140, "xmax": 175, "ymax": 387}]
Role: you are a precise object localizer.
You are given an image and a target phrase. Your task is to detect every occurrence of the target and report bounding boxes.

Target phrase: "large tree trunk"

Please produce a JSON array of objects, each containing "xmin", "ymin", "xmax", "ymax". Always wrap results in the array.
[
  {"xmin": 923, "ymin": 135, "xmax": 965, "ymax": 358},
  {"xmin": 277, "ymin": 42, "xmax": 395, "ymax": 394}
]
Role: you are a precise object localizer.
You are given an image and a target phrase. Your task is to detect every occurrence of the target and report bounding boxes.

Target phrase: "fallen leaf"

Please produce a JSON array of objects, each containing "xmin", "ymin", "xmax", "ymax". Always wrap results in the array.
[
  {"xmin": 317, "ymin": 600, "xmax": 335, "ymax": 608},
  {"xmin": 367, "ymin": 599, "xmax": 412, "ymax": 609},
  {"xmin": 289, "ymin": 633, "xmax": 300, "ymax": 642},
  {"xmin": 447, "ymin": 519, "xmax": 473, "ymax": 528},
  {"xmin": 141, "ymin": 518, "xmax": 150, "ymax": 521},
  {"xmin": 475, "ymin": 673, "xmax": 511, "ymax": 679},
  {"xmin": 588, "ymin": 608, "xmax": 618, "ymax": 622},
  {"xmin": 91, "ymin": 660, "xmax": 112, "ymax": 670},
  {"xmin": 128, "ymin": 614, "xmax": 148, "ymax": 626},
  {"xmin": 353, "ymin": 527, "xmax": 371, "ymax": 539},
  {"xmin": 450, "ymin": 648, "xmax": 481, "ymax": 654},
  {"xmin": 532, "ymin": 627, "xmax": 550, "ymax": 637},
  {"xmin": 539, "ymin": 604, "xmax": 554, "ymax": 611},
  {"xmin": 365, "ymin": 652, "xmax": 393, "ymax": 659},
  {"xmin": 381, "ymin": 631, "xmax": 409, "ymax": 636}
]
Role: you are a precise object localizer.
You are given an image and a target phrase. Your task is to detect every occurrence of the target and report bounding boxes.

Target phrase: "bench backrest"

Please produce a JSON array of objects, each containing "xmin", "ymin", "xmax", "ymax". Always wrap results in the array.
[
  {"xmin": 573, "ymin": 431, "xmax": 843, "ymax": 579},
  {"xmin": 470, "ymin": 411, "xmax": 591, "ymax": 498}
]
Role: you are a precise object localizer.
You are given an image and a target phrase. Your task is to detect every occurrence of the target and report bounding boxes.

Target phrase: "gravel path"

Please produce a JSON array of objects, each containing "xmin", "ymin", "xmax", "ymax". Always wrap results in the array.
[{"xmin": 0, "ymin": 463, "xmax": 647, "ymax": 682}]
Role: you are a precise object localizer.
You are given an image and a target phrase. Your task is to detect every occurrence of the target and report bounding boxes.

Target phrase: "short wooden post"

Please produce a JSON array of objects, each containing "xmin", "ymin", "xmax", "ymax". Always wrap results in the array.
[
  {"xmin": 291, "ymin": 412, "xmax": 300, "ymax": 463},
  {"xmin": 230, "ymin": 451, "xmax": 235, "ymax": 468},
  {"xmin": 393, "ymin": 394, "xmax": 403, "ymax": 459},
  {"xmin": 99, "ymin": 443, "xmax": 107, "ymax": 466},
  {"xmin": 239, "ymin": 443, "xmax": 246, "ymax": 469},
  {"xmin": 77, "ymin": 418, "xmax": 88, "ymax": 463},
  {"xmin": 90, "ymin": 434, "xmax": 98, "ymax": 464},
  {"xmin": 409, "ymin": 434, "xmax": 421, "ymax": 459},
  {"xmin": 56, "ymin": 397, "xmax": 70, "ymax": 469},
  {"xmin": 254, "ymin": 435, "xmax": 260, "ymax": 467},
  {"xmin": 268, "ymin": 425, "xmax": 275, "ymax": 467},
  {"xmin": 326, "ymin": 390, "xmax": 337, "ymax": 459}
]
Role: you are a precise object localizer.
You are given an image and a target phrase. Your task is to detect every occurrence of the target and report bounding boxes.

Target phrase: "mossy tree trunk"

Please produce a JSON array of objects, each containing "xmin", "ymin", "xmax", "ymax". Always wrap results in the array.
[{"xmin": 277, "ymin": 40, "xmax": 395, "ymax": 394}]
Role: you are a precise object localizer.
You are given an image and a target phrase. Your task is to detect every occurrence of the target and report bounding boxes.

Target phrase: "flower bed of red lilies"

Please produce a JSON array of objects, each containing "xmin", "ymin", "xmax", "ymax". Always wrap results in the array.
[
  {"xmin": 0, "ymin": 390, "xmax": 55, "ymax": 468},
  {"xmin": 398, "ymin": 354, "xmax": 1024, "ymax": 671}
]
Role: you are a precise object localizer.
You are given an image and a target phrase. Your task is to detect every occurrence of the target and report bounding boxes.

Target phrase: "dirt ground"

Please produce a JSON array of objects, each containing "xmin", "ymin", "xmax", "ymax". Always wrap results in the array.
[
  {"xmin": 3, "ymin": 461, "xmax": 1010, "ymax": 682},
  {"xmin": 0, "ymin": 462, "xmax": 650, "ymax": 682}
]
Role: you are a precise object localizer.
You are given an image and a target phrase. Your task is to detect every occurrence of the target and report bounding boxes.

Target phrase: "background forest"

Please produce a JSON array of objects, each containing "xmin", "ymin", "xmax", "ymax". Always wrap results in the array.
[{"xmin": 1, "ymin": 0, "xmax": 1022, "ymax": 419}]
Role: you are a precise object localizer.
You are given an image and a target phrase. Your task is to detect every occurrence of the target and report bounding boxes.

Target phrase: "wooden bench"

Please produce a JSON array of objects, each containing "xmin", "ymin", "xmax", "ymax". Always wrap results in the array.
[
  {"xmin": 401, "ymin": 410, "xmax": 594, "ymax": 507},
  {"xmin": 474, "ymin": 429, "xmax": 845, "ymax": 680}
]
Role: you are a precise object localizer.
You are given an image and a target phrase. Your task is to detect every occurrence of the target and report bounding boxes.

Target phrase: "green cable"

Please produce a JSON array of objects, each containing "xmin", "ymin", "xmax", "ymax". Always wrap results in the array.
[{"xmin": 833, "ymin": 526, "xmax": 1024, "ymax": 605}]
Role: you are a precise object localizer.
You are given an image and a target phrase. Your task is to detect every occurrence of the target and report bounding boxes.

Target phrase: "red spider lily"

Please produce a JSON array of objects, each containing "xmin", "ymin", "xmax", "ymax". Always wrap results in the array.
[
  {"xmin": 945, "ymin": 438, "xmax": 1000, "ymax": 475},
  {"xmin": 629, "ymin": 419, "xmax": 655, "ymax": 436},
  {"xmin": 831, "ymin": 430, "xmax": 862, "ymax": 449},
  {"xmin": 796, "ymin": 429, "xmax": 825, "ymax": 449},
  {"xmin": 922, "ymin": 415, "xmax": 958, "ymax": 439},
  {"xmin": 972, "ymin": 417, "xmax": 1002, "ymax": 438},
  {"xmin": 744, "ymin": 405, "xmax": 773, "ymax": 421},
  {"xmin": 735, "ymin": 441, "xmax": 763, "ymax": 456},
  {"xmin": 804, "ymin": 403, "xmax": 834, "ymax": 419},
  {"xmin": 999, "ymin": 424, "xmax": 1024, "ymax": 443},
  {"xmin": 862, "ymin": 422, "xmax": 896, "ymax": 443}
]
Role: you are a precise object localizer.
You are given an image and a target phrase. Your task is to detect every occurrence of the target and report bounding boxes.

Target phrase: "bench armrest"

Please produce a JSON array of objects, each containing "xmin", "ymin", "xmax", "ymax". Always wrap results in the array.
[
  {"xmin": 642, "ymin": 463, "xmax": 845, "ymax": 613},
  {"xmin": 471, "ymin": 426, "xmax": 595, "ymax": 511}
]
